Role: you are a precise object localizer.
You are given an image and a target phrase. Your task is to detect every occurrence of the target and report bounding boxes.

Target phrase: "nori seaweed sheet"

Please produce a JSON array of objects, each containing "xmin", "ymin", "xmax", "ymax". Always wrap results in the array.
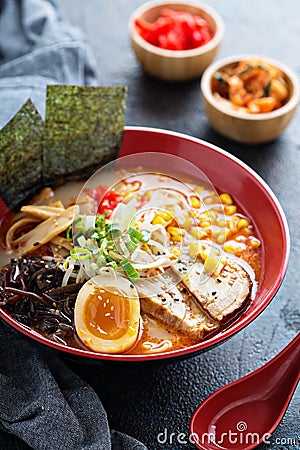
[
  {"xmin": 0, "ymin": 99, "xmax": 43, "ymax": 209},
  {"xmin": 43, "ymin": 85, "xmax": 127, "ymax": 181},
  {"xmin": 0, "ymin": 85, "xmax": 127, "ymax": 209}
]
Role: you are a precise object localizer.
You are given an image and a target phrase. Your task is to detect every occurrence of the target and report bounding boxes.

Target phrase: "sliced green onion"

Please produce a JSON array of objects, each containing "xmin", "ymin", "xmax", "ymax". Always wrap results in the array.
[
  {"xmin": 125, "ymin": 236, "xmax": 139, "ymax": 252},
  {"xmin": 106, "ymin": 261, "xmax": 118, "ymax": 270},
  {"xmin": 73, "ymin": 231, "xmax": 84, "ymax": 245},
  {"xmin": 95, "ymin": 213, "xmax": 107, "ymax": 229},
  {"xmin": 128, "ymin": 227, "xmax": 151, "ymax": 243},
  {"xmin": 77, "ymin": 235, "xmax": 87, "ymax": 248},
  {"xmin": 85, "ymin": 227, "xmax": 97, "ymax": 238},
  {"xmin": 120, "ymin": 259, "xmax": 140, "ymax": 282},
  {"xmin": 256, "ymin": 64, "xmax": 268, "ymax": 71},
  {"xmin": 97, "ymin": 255, "xmax": 106, "ymax": 266},
  {"xmin": 108, "ymin": 250, "xmax": 123, "ymax": 261},
  {"xmin": 73, "ymin": 216, "xmax": 84, "ymax": 227},
  {"xmin": 107, "ymin": 223, "xmax": 122, "ymax": 237},
  {"xmin": 89, "ymin": 262, "xmax": 99, "ymax": 271},
  {"xmin": 238, "ymin": 64, "xmax": 253, "ymax": 76},
  {"xmin": 264, "ymin": 81, "xmax": 271, "ymax": 96},
  {"xmin": 214, "ymin": 71, "xmax": 228, "ymax": 86},
  {"xmin": 100, "ymin": 237, "xmax": 108, "ymax": 252},
  {"xmin": 70, "ymin": 247, "xmax": 92, "ymax": 261},
  {"xmin": 88, "ymin": 243, "xmax": 100, "ymax": 255},
  {"xmin": 66, "ymin": 224, "xmax": 72, "ymax": 242},
  {"xmin": 115, "ymin": 238, "xmax": 130, "ymax": 258}
]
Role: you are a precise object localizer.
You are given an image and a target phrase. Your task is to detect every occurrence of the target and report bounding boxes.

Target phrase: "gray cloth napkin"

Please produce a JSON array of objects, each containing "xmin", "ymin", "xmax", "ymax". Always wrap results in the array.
[
  {"xmin": 0, "ymin": 0, "xmax": 97, "ymax": 127},
  {"xmin": 0, "ymin": 1, "xmax": 147, "ymax": 449}
]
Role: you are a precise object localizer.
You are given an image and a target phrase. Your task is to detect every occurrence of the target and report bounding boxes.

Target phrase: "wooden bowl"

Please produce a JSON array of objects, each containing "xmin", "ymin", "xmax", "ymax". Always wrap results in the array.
[
  {"xmin": 129, "ymin": 0, "xmax": 224, "ymax": 82},
  {"xmin": 201, "ymin": 55, "xmax": 300, "ymax": 144}
]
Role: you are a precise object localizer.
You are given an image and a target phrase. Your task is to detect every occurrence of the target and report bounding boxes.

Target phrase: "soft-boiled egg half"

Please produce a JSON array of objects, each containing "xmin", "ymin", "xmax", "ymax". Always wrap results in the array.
[{"xmin": 74, "ymin": 273, "xmax": 140, "ymax": 353}]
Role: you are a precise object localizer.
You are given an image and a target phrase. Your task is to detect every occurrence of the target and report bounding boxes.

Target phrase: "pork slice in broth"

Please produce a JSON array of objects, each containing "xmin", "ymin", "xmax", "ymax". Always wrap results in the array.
[
  {"xmin": 172, "ymin": 259, "xmax": 251, "ymax": 323},
  {"xmin": 136, "ymin": 274, "xmax": 218, "ymax": 340}
]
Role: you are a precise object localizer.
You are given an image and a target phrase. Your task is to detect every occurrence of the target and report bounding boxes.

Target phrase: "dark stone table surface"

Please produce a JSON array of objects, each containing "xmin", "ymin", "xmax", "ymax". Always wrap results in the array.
[{"xmin": 60, "ymin": 1, "xmax": 300, "ymax": 449}]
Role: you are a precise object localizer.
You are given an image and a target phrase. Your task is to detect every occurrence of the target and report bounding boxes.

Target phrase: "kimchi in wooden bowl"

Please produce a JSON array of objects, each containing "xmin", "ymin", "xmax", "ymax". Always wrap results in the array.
[{"xmin": 201, "ymin": 55, "xmax": 300, "ymax": 144}]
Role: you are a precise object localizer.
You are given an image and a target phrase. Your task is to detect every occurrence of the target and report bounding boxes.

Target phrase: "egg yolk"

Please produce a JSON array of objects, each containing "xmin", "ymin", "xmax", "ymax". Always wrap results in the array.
[{"xmin": 83, "ymin": 287, "xmax": 130, "ymax": 340}]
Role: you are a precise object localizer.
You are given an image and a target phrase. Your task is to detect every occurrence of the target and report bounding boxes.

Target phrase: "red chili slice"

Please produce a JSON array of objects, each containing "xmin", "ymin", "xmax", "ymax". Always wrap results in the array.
[
  {"xmin": 89, "ymin": 185, "xmax": 123, "ymax": 218},
  {"xmin": 135, "ymin": 9, "xmax": 213, "ymax": 51}
]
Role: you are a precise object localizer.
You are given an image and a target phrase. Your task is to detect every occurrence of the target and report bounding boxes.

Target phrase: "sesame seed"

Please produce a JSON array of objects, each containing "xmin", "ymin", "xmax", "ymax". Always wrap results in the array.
[
  {"xmin": 111, "ymin": 306, "xmax": 115, "ymax": 311},
  {"xmin": 212, "ymin": 291, "xmax": 217, "ymax": 296},
  {"xmin": 105, "ymin": 312, "xmax": 110, "ymax": 317}
]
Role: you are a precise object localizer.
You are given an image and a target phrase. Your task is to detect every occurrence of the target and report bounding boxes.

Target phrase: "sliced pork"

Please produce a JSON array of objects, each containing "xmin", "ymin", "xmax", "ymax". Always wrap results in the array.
[
  {"xmin": 136, "ymin": 273, "xmax": 218, "ymax": 340},
  {"xmin": 172, "ymin": 258, "xmax": 251, "ymax": 323}
]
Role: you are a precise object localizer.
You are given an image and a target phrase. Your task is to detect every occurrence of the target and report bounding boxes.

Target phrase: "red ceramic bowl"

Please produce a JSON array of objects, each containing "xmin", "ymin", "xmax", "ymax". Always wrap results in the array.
[{"xmin": 0, "ymin": 127, "xmax": 290, "ymax": 364}]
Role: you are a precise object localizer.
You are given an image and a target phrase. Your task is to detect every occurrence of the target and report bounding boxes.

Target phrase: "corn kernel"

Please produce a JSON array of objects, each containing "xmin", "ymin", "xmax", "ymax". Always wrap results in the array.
[
  {"xmin": 200, "ymin": 220, "xmax": 211, "ymax": 228},
  {"xmin": 242, "ymin": 227, "xmax": 252, "ymax": 237},
  {"xmin": 200, "ymin": 211, "xmax": 209, "ymax": 219},
  {"xmin": 200, "ymin": 247, "xmax": 219, "ymax": 262},
  {"xmin": 250, "ymin": 237, "xmax": 261, "ymax": 248},
  {"xmin": 204, "ymin": 256, "xmax": 218, "ymax": 273},
  {"xmin": 160, "ymin": 211, "xmax": 173, "ymax": 221},
  {"xmin": 223, "ymin": 240, "xmax": 246, "ymax": 254},
  {"xmin": 190, "ymin": 196, "xmax": 201, "ymax": 208},
  {"xmin": 223, "ymin": 243, "xmax": 235, "ymax": 253},
  {"xmin": 171, "ymin": 247, "xmax": 180, "ymax": 258},
  {"xmin": 216, "ymin": 228, "xmax": 230, "ymax": 244},
  {"xmin": 213, "ymin": 261, "xmax": 225, "ymax": 276},
  {"xmin": 170, "ymin": 235, "xmax": 182, "ymax": 242},
  {"xmin": 152, "ymin": 216, "xmax": 168, "ymax": 227},
  {"xmin": 224, "ymin": 205, "xmax": 237, "ymax": 215},
  {"xmin": 200, "ymin": 250, "xmax": 208, "ymax": 261},
  {"xmin": 229, "ymin": 221, "xmax": 238, "ymax": 233},
  {"xmin": 167, "ymin": 226, "xmax": 184, "ymax": 236},
  {"xmin": 238, "ymin": 218, "xmax": 250, "ymax": 229},
  {"xmin": 220, "ymin": 193, "xmax": 233, "ymax": 205},
  {"xmin": 191, "ymin": 227, "xmax": 207, "ymax": 239},
  {"xmin": 189, "ymin": 242, "xmax": 203, "ymax": 258},
  {"xmin": 208, "ymin": 211, "xmax": 218, "ymax": 221}
]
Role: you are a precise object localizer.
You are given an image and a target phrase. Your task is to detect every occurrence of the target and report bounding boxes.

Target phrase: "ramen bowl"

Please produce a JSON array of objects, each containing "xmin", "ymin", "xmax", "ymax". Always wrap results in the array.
[
  {"xmin": 129, "ymin": 0, "xmax": 224, "ymax": 82},
  {"xmin": 0, "ymin": 127, "xmax": 290, "ymax": 365},
  {"xmin": 201, "ymin": 55, "xmax": 300, "ymax": 144}
]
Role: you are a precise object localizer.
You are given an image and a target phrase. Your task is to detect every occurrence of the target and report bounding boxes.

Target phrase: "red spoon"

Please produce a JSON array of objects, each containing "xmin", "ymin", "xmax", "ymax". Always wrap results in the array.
[{"xmin": 190, "ymin": 333, "xmax": 300, "ymax": 450}]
